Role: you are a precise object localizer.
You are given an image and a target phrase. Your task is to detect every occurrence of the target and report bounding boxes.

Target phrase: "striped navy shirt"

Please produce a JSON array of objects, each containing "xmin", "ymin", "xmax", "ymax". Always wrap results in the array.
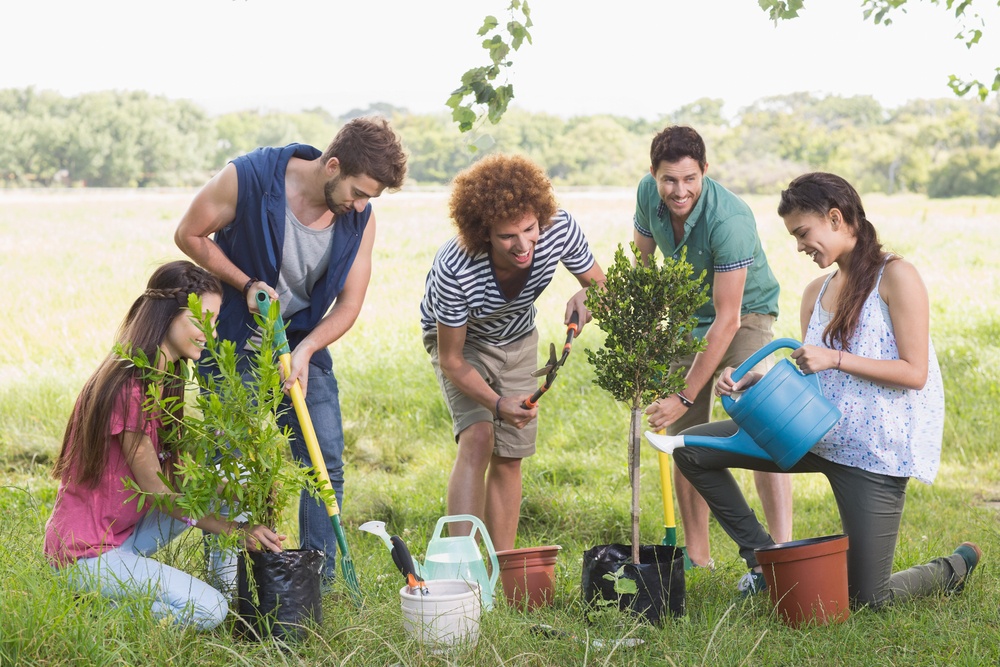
[{"xmin": 420, "ymin": 209, "xmax": 595, "ymax": 346}]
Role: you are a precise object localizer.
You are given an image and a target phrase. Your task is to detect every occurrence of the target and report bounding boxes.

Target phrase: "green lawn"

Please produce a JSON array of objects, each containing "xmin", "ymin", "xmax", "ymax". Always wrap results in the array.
[{"xmin": 1, "ymin": 188, "xmax": 997, "ymax": 666}]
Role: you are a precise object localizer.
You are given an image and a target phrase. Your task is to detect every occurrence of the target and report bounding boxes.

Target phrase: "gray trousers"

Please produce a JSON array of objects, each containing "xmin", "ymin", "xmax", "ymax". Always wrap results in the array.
[{"xmin": 673, "ymin": 420, "xmax": 970, "ymax": 609}]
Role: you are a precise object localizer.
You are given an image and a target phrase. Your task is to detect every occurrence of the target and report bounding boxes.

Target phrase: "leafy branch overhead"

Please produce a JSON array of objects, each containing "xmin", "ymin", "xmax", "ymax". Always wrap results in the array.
[
  {"xmin": 585, "ymin": 243, "xmax": 708, "ymax": 411},
  {"xmin": 446, "ymin": 1, "xmax": 533, "ymax": 133},
  {"xmin": 450, "ymin": 1, "xmax": 997, "ymax": 133},
  {"xmin": 759, "ymin": 0, "xmax": 1000, "ymax": 100}
]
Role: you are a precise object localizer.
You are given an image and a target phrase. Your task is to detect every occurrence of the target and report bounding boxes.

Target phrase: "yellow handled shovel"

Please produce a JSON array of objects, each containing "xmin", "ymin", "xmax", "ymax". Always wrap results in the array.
[
  {"xmin": 256, "ymin": 291, "xmax": 362, "ymax": 606},
  {"xmin": 657, "ymin": 429, "xmax": 694, "ymax": 569},
  {"xmin": 657, "ymin": 448, "xmax": 677, "ymax": 548}
]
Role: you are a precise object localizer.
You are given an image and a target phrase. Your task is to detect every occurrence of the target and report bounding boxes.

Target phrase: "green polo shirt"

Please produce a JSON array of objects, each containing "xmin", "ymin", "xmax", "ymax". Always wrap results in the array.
[{"xmin": 634, "ymin": 174, "xmax": 779, "ymax": 338}]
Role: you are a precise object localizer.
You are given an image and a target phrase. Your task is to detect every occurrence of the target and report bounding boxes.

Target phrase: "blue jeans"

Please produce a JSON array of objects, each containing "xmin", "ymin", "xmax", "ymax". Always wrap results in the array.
[
  {"xmin": 63, "ymin": 509, "xmax": 228, "ymax": 631},
  {"xmin": 278, "ymin": 363, "xmax": 344, "ymax": 583}
]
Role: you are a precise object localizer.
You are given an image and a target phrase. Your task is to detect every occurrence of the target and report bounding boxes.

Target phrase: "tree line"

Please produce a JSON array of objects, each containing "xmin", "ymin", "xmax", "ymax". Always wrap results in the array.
[{"xmin": 3, "ymin": 87, "xmax": 1000, "ymax": 197}]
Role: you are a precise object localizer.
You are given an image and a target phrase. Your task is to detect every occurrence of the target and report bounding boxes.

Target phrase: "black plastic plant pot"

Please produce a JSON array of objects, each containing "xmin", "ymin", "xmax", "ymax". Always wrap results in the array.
[
  {"xmin": 235, "ymin": 548, "xmax": 324, "ymax": 642},
  {"xmin": 581, "ymin": 544, "xmax": 686, "ymax": 624}
]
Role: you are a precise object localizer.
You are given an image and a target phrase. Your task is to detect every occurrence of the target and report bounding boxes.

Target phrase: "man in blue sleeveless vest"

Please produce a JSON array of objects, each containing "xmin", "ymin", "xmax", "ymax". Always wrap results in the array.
[
  {"xmin": 635, "ymin": 125, "xmax": 790, "ymax": 589},
  {"xmin": 175, "ymin": 117, "xmax": 407, "ymax": 586}
]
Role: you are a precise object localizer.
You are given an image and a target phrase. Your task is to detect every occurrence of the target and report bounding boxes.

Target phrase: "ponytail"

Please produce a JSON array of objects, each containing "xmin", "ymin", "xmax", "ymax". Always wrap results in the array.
[{"xmin": 778, "ymin": 173, "xmax": 895, "ymax": 350}]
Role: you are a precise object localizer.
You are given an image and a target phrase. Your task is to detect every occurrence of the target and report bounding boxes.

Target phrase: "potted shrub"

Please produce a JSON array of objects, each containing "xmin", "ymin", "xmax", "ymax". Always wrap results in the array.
[
  {"xmin": 121, "ymin": 297, "xmax": 328, "ymax": 641},
  {"xmin": 581, "ymin": 243, "xmax": 707, "ymax": 623}
]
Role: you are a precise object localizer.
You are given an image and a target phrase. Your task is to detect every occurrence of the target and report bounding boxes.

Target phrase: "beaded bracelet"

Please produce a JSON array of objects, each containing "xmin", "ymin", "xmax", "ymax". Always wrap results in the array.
[
  {"xmin": 180, "ymin": 516, "xmax": 197, "ymax": 528},
  {"xmin": 675, "ymin": 392, "xmax": 694, "ymax": 408}
]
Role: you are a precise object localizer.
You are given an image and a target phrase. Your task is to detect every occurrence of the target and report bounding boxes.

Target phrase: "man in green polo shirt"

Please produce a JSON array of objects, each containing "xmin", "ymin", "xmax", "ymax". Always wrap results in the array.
[{"xmin": 636, "ymin": 125, "xmax": 791, "ymax": 589}]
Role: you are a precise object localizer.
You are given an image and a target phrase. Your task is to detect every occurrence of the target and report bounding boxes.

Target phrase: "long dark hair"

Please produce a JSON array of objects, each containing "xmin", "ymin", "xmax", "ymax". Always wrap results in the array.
[
  {"xmin": 777, "ymin": 172, "xmax": 895, "ymax": 350},
  {"xmin": 52, "ymin": 261, "xmax": 223, "ymax": 487}
]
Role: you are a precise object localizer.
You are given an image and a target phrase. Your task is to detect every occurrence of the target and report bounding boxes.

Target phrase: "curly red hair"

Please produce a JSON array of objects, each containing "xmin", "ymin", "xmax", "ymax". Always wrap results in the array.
[{"xmin": 449, "ymin": 154, "xmax": 557, "ymax": 255}]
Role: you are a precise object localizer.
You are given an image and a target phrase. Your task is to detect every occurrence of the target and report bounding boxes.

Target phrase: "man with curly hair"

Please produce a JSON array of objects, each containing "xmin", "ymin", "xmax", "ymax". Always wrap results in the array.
[
  {"xmin": 636, "ymin": 126, "xmax": 790, "ymax": 588},
  {"xmin": 420, "ymin": 154, "xmax": 605, "ymax": 551}
]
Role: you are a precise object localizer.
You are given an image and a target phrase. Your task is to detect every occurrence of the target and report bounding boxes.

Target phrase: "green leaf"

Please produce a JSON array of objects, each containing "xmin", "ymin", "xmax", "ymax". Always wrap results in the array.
[
  {"xmin": 614, "ymin": 576, "xmax": 638, "ymax": 596},
  {"xmin": 451, "ymin": 5, "xmax": 534, "ymax": 131},
  {"xmin": 477, "ymin": 15, "xmax": 499, "ymax": 36},
  {"xmin": 461, "ymin": 67, "xmax": 489, "ymax": 86},
  {"xmin": 758, "ymin": 0, "xmax": 803, "ymax": 23},
  {"xmin": 452, "ymin": 105, "xmax": 477, "ymax": 132}
]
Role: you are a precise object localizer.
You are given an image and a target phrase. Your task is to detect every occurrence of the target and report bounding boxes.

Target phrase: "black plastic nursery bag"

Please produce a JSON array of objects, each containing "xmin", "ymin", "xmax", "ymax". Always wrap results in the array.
[
  {"xmin": 236, "ymin": 548, "xmax": 324, "ymax": 641},
  {"xmin": 581, "ymin": 543, "xmax": 685, "ymax": 624}
]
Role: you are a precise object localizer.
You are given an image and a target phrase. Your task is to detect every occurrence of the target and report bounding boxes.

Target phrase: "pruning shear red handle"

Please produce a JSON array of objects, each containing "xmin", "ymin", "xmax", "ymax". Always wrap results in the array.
[{"xmin": 521, "ymin": 311, "xmax": 581, "ymax": 410}]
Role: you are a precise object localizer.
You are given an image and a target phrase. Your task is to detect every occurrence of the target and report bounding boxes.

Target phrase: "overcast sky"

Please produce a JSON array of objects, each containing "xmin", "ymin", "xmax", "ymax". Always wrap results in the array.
[{"xmin": 4, "ymin": 1, "xmax": 998, "ymax": 119}]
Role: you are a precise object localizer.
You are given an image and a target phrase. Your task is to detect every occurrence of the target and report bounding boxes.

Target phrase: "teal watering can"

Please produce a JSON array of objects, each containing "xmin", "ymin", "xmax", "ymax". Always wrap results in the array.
[
  {"xmin": 415, "ymin": 514, "xmax": 500, "ymax": 611},
  {"xmin": 644, "ymin": 338, "xmax": 842, "ymax": 471}
]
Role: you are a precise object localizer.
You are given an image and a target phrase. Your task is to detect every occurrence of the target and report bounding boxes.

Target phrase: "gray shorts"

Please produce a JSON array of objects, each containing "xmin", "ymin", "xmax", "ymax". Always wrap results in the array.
[{"xmin": 424, "ymin": 328, "xmax": 539, "ymax": 459}]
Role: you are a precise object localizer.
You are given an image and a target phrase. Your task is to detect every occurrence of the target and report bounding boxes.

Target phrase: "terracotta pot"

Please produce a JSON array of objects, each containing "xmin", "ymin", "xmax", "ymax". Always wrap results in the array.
[
  {"xmin": 754, "ymin": 534, "xmax": 850, "ymax": 628},
  {"xmin": 496, "ymin": 545, "xmax": 561, "ymax": 609}
]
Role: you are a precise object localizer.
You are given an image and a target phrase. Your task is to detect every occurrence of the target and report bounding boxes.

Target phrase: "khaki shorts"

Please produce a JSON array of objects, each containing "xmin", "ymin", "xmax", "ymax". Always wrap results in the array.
[
  {"xmin": 424, "ymin": 328, "xmax": 539, "ymax": 459},
  {"xmin": 667, "ymin": 313, "xmax": 776, "ymax": 436}
]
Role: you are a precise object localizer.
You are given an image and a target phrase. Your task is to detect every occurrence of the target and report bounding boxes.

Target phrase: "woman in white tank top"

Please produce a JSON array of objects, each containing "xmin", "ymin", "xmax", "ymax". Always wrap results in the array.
[{"xmin": 673, "ymin": 172, "xmax": 981, "ymax": 609}]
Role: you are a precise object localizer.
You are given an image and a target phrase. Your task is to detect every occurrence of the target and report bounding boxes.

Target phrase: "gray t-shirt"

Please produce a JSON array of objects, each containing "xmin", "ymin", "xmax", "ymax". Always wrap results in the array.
[
  {"xmin": 276, "ymin": 205, "xmax": 335, "ymax": 319},
  {"xmin": 247, "ymin": 205, "xmax": 334, "ymax": 349}
]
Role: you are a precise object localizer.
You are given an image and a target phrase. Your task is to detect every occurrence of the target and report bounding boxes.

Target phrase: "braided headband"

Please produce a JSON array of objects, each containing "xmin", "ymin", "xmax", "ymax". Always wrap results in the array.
[{"xmin": 143, "ymin": 288, "xmax": 188, "ymax": 303}]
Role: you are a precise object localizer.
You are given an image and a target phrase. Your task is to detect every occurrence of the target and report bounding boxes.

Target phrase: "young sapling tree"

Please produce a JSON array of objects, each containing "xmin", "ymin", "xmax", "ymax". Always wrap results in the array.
[
  {"xmin": 585, "ymin": 243, "xmax": 707, "ymax": 564},
  {"xmin": 119, "ymin": 296, "xmax": 327, "ymax": 593}
]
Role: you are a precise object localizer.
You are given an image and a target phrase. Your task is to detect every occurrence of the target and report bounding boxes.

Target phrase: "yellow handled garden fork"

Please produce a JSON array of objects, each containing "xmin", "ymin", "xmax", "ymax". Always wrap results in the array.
[{"xmin": 256, "ymin": 291, "xmax": 362, "ymax": 606}]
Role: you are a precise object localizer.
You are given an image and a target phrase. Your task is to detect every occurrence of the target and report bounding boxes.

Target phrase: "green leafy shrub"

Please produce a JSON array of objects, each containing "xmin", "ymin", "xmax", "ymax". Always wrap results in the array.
[
  {"xmin": 585, "ymin": 243, "xmax": 708, "ymax": 563},
  {"xmin": 119, "ymin": 297, "xmax": 325, "ymax": 556}
]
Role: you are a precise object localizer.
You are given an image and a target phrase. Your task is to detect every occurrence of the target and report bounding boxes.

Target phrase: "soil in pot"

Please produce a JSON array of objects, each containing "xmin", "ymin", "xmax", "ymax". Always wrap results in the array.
[
  {"xmin": 496, "ymin": 545, "xmax": 561, "ymax": 610},
  {"xmin": 235, "ymin": 548, "xmax": 324, "ymax": 642},
  {"xmin": 754, "ymin": 534, "xmax": 850, "ymax": 628},
  {"xmin": 581, "ymin": 544, "xmax": 685, "ymax": 624}
]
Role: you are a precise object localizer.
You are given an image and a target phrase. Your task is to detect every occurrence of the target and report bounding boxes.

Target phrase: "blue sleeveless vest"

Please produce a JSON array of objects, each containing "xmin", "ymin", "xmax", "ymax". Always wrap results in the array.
[{"xmin": 214, "ymin": 144, "xmax": 371, "ymax": 371}]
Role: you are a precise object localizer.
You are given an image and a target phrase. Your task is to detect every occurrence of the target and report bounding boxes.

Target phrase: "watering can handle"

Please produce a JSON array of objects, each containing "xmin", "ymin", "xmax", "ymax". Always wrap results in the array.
[
  {"xmin": 722, "ymin": 338, "xmax": 822, "ymax": 410},
  {"xmin": 432, "ymin": 514, "xmax": 501, "ymax": 590}
]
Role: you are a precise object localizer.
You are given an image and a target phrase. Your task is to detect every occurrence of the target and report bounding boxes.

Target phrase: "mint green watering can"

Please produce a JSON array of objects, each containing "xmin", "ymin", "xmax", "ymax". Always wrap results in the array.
[
  {"xmin": 415, "ymin": 514, "xmax": 500, "ymax": 611},
  {"xmin": 644, "ymin": 338, "xmax": 842, "ymax": 470}
]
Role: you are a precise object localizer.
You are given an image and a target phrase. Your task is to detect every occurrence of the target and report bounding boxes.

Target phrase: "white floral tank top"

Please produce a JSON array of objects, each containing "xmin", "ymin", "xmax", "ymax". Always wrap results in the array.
[{"xmin": 804, "ymin": 261, "xmax": 944, "ymax": 484}]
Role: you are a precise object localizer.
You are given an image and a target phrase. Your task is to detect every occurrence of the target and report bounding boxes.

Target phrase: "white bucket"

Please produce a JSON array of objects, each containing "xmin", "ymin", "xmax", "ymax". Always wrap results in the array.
[{"xmin": 400, "ymin": 579, "xmax": 481, "ymax": 648}]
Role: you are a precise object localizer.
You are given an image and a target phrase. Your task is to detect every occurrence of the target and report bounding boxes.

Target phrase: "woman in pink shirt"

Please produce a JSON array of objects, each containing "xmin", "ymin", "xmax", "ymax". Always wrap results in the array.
[{"xmin": 44, "ymin": 260, "xmax": 283, "ymax": 631}]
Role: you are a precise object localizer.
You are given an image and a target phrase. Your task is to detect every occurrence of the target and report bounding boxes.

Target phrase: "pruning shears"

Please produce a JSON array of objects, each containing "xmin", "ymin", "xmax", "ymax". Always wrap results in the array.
[{"xmin": 521, "ymin": 311, "xmax": 581, "ymax": 409}]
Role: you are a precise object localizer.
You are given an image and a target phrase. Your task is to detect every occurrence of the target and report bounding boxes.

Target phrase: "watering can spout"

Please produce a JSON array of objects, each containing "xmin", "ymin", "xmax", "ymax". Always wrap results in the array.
[{"xmin": 644, "ymin": 430, "xmax": 773, "ymax": 460}]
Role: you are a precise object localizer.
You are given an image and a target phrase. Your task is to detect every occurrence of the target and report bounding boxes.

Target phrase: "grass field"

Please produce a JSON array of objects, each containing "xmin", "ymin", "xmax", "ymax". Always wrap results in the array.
[{"xmin": 1, "ymin": 188, "xmax": 998, "ymax": 666}]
